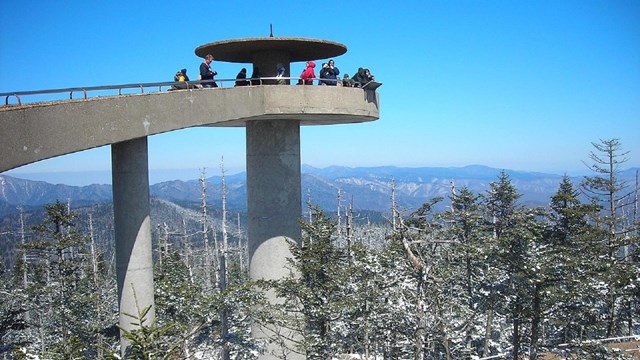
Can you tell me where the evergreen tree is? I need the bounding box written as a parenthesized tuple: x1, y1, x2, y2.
(438, 186, 488, 356)
(264, 206, 358, 359)
(18, 201, 104, 358)
(294, 207, 349, 358)
(581, 139, 639, 338)
(481, 171, 535, 358)
(154, 249, 214, 358)
(0, 258, 30, 356)
(344, 241, 412, 359)
(114, 301, 182, 360)
(545, 176, 604, 344)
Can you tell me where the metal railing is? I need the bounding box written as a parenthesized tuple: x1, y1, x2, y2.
(0, 77, 352, 106)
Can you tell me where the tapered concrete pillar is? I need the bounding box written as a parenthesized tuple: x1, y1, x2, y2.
(246, 120, 303, 359)
(111, 137, 155, 356)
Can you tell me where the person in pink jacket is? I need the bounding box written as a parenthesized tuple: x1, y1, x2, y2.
(299, 61, 316, 85)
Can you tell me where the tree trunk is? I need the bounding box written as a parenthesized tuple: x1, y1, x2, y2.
(512, 296, 521, 360)
(182, 219, 194, 284)
(483, 307, 493, 357)
(220, 160, 230, 360)
(89, 214, 104, 358)
(606, 287, 616, 337)
(415, 275, 425, 360)
(529, 286, 541, 360)
(200, 168, 212, 291)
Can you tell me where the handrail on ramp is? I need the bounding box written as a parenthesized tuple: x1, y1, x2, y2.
(1, 77, 376, 106)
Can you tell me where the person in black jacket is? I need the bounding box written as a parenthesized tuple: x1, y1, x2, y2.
(235, 68, 249, 86)
(352, 67, 374, 87)
(250, 67, 262, 85)
(319, 63, 330, 85)
(199, 54, 218, 87)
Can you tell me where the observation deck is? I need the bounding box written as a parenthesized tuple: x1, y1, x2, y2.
(0, 81, 379, 172)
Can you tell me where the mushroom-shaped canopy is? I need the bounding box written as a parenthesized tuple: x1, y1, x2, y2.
(195, 37, 347, 63)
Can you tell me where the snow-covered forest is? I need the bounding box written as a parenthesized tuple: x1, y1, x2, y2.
(1, 139, 638, 359)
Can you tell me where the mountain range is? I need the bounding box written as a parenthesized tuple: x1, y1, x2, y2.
(1, 164, 639, 217)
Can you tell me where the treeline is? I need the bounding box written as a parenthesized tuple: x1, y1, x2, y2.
(0, 139, 638, 359)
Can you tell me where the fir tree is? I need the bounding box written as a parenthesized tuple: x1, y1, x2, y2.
(581, 139, 639, 338)
(439, 185, 488, 355)
(481, 171, 534, 358)
(20, 201, 101, 358)
(265, 206, 353, 359)
(545, 176, 603, 344)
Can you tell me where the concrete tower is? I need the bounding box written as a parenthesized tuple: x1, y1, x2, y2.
(0, 36, 380, 360)
(195, 37, 376, 359)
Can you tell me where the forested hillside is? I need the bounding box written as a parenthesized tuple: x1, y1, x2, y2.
(0, 139, 638, 359)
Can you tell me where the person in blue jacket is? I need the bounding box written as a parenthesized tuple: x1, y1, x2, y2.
(325, 59, 340, 86)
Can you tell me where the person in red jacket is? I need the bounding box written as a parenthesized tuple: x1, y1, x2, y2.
(299, 61, 316, 85)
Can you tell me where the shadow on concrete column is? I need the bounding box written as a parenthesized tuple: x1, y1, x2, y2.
(246, 120, 304, 359)
(111, 137, 155, 356)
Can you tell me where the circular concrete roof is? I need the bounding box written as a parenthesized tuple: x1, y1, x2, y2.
(195, 37, 347, 63)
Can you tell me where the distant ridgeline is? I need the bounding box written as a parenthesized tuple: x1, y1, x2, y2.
(1, 164, 639, 269)
(2, 165, 640, 217)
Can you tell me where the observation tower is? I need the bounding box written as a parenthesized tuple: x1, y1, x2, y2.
(0, 35, 380, 359)
(195, 36, 380, 358)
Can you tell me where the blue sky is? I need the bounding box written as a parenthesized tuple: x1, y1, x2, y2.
(1, 0, 639, 185)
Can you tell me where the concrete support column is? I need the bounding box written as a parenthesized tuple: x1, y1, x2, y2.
(111, 137, 155, 356)
(246, 120, 303, 359)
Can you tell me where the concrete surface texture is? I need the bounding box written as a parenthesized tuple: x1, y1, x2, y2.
(111, 138, 155, 356)
(0, 85, 379, 172)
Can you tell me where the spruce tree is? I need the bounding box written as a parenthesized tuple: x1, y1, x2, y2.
(0, 257, 30, 356)
(19, 201, 101, 358)
(264, 206, 353, 359)
(481, 171, 534, 358)
(581, 139, 639, 337)
(154, 249, 212, 357)
(439, 186, 487, 355)
(545, 176, 603, 344)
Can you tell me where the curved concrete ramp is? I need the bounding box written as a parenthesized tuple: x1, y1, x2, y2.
(0, 85, 379, 172)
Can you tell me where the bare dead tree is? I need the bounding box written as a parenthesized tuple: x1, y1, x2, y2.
(19, 207, 28, 289)
(390, 179, 429, 360)
(635, 170, 639, 233)
(346, 201, 354, 259)
(212, 223, 220, 289)
(219, 158, 231, 360)
(157, 222, 171, 266)
(237, 212, 246, 275)
(88, 213, 104, 358)
(200, 167, 213, 291)
(18, 206, 31, 329)
(337, 188, 343, 241)
(181, 218, 194, 284)
(307, 188, 314, 224)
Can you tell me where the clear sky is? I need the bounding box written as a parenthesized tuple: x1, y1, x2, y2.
(1, 0, 639, 185)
